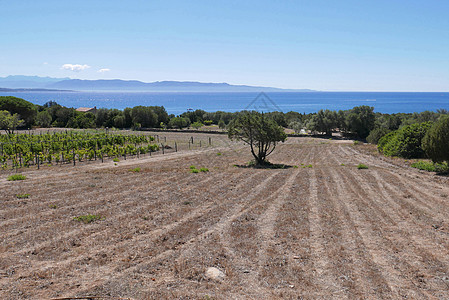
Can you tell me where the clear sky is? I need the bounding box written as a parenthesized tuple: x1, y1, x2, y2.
(1, 0, 448, 91)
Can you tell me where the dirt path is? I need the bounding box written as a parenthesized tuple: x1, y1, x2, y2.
(1, 137, 449, 299)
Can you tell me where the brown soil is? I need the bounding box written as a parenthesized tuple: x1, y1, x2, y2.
(1, 134, 449, 299)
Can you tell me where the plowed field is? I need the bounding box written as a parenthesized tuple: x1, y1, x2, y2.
(1, 134, 449, 299)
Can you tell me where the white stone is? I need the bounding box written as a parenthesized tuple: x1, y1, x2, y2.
(205, 267, 225, 280)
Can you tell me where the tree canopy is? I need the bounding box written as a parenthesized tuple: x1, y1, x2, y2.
(228, 111, 287, 165)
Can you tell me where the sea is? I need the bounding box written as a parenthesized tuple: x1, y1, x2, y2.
(0, 91, 448, 115)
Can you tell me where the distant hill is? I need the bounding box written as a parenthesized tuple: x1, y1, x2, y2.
(0, 75, 70, 89)
(0, 75, 315, 92)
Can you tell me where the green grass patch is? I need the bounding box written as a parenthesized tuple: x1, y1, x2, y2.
(199, 167, 209, 172)
(293, 165, 299, 168)
(190, 168, 199, 173)
(16, 193, 30, 199)
(353, 140, 360, 145)
(113, 158, 120, 162)
(49, 204, 57, 209)
(357, 164, 369, 169)
(130, 167, 141, 172)
(340, 163, 345, 166)
(7, 174, 26, 181)
(217, 152, 222, 156)
(73, 214, 104, 224)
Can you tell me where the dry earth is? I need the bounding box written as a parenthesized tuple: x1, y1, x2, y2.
(1, 133, 449, 299)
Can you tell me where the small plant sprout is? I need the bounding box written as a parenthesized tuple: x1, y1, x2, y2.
(8, 174, 26, 181)
(357, 164, 369, 169)
(293, 165, 299, 168)
(131, 167, 141, 172)
(217, 152, 222, 156)
(49, 204, 57, 209)
(113, 158, 120, 162)
(199, 167, 209, 172)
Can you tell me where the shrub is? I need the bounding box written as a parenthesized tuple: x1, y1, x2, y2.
(379, 122, 433, 158)
(190, 168, 199, 173)
(199, 167, 209, 172)
(357, 164, 369, 169)
(366, 127, 391, 144)
(73, 214, 103, 224)
(411, 161, 448, 173)
(422, 115, 449, 163)
(113, 158, 120, 162)
(7, 174, 26, 181)
(130, 167, 141, 172)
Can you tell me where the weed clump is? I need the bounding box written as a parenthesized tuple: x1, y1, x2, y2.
(8, 174, 26, 181)
(357, 164, 369, 169)
(131, 167, 141, 172)
(73, 214, 104, 224)
(16, 193, 30, 199)
(113, 158, 120, 162)
(199, 167, 209, 172)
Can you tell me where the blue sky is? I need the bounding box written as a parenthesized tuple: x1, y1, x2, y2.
(1, 0, 448, 91)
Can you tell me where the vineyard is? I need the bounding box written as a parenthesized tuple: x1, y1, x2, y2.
(0, 130, 160, 169)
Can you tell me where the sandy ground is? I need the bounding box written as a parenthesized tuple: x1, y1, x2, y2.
(1, 134, 449, 299)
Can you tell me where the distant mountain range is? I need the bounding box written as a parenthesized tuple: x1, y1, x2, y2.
(0, 75, 315, 92)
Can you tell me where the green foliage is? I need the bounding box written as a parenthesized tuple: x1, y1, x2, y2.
(0, 110, 25, 134)
(357, 164, 369, 169)
(422, 115, 449, 163)
(73, 214, 103, 224)
(191, 121, 204, 130)
(411, 161, 448, 172)
(306, 109, 337, 135)
(190, 168, 199, 173)
(130, 167, 141, 172)
(199, 167, 209, 172)
(228, 111, 287, 165)
(169, 117, 191, 129)
(216, 152, 222, 156)
(379, 122, 433, 158)
(218, 119, 226, 129)
(366, 127, 391, 144)
(16, 193, 30, 198)
(113, 158, 120, 162)
(0, 96, 37, 127)
(203, 120, 213, 126)
(353, 140, 360, 145)
(36, 110, 52, 127)
(49, 204, 58, 209)
(7, 174, 26, 181)
(345, 106, 375, 138)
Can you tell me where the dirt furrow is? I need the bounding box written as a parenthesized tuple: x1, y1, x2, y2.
(335, 167, 445, 298)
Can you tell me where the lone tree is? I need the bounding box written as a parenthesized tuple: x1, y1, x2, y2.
(422, 115, 449, 163)
(228, 111, 287, 165)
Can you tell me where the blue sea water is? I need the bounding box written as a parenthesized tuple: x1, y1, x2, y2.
(0, 91, 448, 115)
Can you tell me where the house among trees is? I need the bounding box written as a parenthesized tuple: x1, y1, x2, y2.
(76, 106, 97, 113)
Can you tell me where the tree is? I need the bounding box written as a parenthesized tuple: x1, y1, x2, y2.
(131, 106, 158, 128)
(218, 119, 226, 130)
(169, 117, 191, 129)
(0, 110, 25, 134)
(288, 121, 302, 134)
(228, 111, 287, 165)
(191, 121, 204, 130)
(36, 111, 52, 127)
(345, 106, 375, 138)
(306, 109, 337, 136)
(422, 115, 449, 163)
(0, 96, 37, 127)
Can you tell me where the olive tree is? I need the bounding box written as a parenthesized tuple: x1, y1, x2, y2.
(228, 111, 287, 165)
(422, 115, 449, 163)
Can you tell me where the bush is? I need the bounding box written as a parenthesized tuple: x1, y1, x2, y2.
(130, 167, 141, 172)
(367, 127, 391, 144)
(7, 174, 26, 181)
(199, 167, 209, 172)
(422, 115, 449, 163)
(379, 122, 433, 158)
(411, 161, 448, 173)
